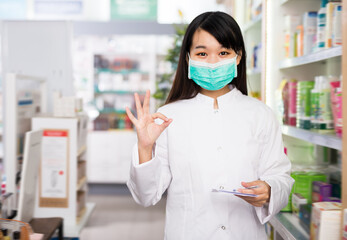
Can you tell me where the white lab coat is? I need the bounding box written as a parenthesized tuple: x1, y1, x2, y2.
(127, 87, 294, 240)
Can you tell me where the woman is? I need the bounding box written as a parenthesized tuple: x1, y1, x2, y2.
(126, 11, 294, 240)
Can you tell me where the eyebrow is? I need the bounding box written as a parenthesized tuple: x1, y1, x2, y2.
(194, 45, 207, 49)
(194, 45, 229, 50)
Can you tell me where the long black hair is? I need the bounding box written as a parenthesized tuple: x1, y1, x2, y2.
(165, 11, 247, 105)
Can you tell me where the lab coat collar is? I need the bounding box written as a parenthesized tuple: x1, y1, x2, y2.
(195, 85, 238, 109)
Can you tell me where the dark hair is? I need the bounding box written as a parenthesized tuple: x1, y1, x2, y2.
(165, 11, 247, 105)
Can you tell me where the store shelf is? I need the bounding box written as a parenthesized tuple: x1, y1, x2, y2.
(94, 90, 145, 95)
(279, 46, 342, 69)
(65, 202, 95, 237)
(77, 145, 86, 157)
(98, 109, 126, 114)
(242, 13, 262, 32)
(96, 68, 148, 75)
(282, 125, 342, 151)
(269, 212, 309, 240)
(247, 68, 262, 75)
(77, 176, 87, 191)
(329, 164, 342, 173)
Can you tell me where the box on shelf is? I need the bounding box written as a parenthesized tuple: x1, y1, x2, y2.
(312, 181, 332, 202)
(310, 202, 341, 240)
(299, 204, 311, 233)
(292, 193, 307, 217)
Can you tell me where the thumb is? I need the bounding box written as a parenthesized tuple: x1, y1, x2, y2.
(241, 181, 253, 188)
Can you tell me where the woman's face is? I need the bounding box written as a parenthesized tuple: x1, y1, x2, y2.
(189, 29, 241, 65)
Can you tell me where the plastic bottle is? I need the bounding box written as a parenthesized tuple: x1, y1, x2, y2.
(330, 77, 342, 136)
(332, 5, 342, 47)
(12, 231, 20, 240)
(316, 0, 328, 51)
(303, 11, 317, 55)
(316, 76, 334, 131)
(288, 80, 297, 126)
(297, 81, 314, 129)
(1, 228, 10, 240)
(310, 81, 319, 130)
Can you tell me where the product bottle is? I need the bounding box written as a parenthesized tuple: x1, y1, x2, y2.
(12, 231, 20, 240)
(317, 76, 334, 131)
(311, 84, 319, 129)
(288, 79, 297, 126)
(1, 228, 10, 240)
(332, 5, 342, 47)
(316, 0, 328, 51)
(297, 81, 314, 129)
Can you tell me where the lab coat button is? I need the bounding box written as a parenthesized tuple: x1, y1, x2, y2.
(221, 226, 226, 230)
(219, 186, 224, 190)
(217, 146, 222, 151)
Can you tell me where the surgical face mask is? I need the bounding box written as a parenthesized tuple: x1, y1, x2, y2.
(188, 54, 238, 91)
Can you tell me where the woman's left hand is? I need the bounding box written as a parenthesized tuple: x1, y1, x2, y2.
(236, 180, 271, 207)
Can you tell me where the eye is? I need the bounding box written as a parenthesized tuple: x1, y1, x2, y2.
(197, 52, 207, 57)
(219, 51, 230, 56)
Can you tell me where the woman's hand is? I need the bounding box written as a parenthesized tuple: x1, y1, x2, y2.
(236, 180, 271, 207)
(125, 90, 172, 164)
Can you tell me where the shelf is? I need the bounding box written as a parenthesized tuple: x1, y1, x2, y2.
(282, 125, 342, 151)
(329, 165, 342, 173)
(95, 90, 145, 95)
(77, 176, 87, 191)
(98, 109, 126, 114)
(93, 129, 134, 132)
(95, 68, 149, 75)
(65, 202, 96, 237)
(247, 68, 262, 76)
(269, 212, 309, 240)
(279, 46, 342, 69)
(77, 145, 86, 157)
(242, 13, 262, 32)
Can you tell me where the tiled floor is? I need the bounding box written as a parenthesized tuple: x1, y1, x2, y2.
(79, 185, 166, 240)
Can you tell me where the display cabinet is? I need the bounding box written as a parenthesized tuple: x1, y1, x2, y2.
(230, 0, 347, 238)
(32, 114, 95, 238)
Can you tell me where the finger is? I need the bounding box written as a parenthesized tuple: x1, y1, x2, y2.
(143, 90, 150, 114)
(236, 195, 266, 207)
(159, 119, 173, 132)
(152, 112, 169, 122)
(241, 181, 259, 188)
(125, 107, 138, 125)
(134, 93, 144, 118)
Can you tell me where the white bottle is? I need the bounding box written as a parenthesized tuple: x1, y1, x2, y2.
(332, 5, 342, 47)
(316, 0, 328, 51)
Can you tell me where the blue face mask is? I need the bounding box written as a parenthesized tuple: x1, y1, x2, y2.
(188, 54, 238, 91)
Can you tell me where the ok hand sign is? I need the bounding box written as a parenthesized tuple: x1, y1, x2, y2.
(125, 90, 172, 164)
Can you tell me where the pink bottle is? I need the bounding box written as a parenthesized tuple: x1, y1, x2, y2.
(288, 80, 297, 126)
(330, 81, 342, 136)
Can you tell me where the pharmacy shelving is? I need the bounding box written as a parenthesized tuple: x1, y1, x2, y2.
(269, 212, 309, 240)
(282, 125, 342, 151)
(234, 0, 265, 100)
(221, 0, 346, 238)
(254, 0, 346, 239)
(32, 115, 92, 238)
(246, 68, 262, 76)
(242, 13, 263, 32)
(65, 202, 96, 237)
(279, 46, 342, 69)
